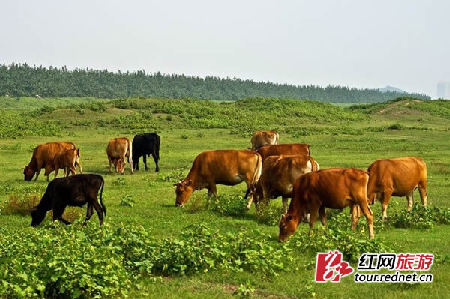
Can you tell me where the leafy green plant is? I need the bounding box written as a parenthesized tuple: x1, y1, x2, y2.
(290, 212, 392, 262)
(390, 203, 450, 229)
(0, 223, 293, 298)
(254, 202, 284, 226)
(120, 194, 135, 207)
(207, 194, 248, 217)
(234, 281, 255, 297)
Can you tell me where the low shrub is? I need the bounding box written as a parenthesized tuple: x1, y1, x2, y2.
(1, 194, 41, 216)
(390, 203, 450, 229)
(0, 223, 292, 298)
(254, 202, 284, 226)
(207, 194, 248, 217)
(290, 212, 392, 262)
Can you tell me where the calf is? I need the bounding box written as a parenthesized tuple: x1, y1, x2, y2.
(279, 168, 374, 241)
(367, 157, 428, 220)
(175, 150, 262, 208)
(250, 130, 279, 150)
(106, 137, 133, 174)
(254, 155, 319, 211)
(31, 174, 106, 226)
(54, 148, 81, 178)
(132, 133, 160, 172)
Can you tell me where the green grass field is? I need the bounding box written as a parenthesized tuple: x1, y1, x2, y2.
(0, 97, 449, 298)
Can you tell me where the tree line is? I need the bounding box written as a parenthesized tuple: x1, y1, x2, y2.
(0, 63, 429, 103)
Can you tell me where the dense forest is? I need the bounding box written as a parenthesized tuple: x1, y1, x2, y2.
(0, 63, 429, 103)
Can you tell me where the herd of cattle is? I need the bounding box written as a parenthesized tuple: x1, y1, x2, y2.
(24, 130, 428, 242)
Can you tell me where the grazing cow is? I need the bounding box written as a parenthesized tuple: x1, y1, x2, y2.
(254, 155, 319, 211)
(250, 130, 279, 150)
(106, 137, 133, 174)
(257, 144, 310, 160)
(31, 174, 106, 226)
(279, 168, 374, 242)
(175, 150, 262, 208)
(367, 157, 428, 220)
(54, 148, 81, 178)
(132, 133, 160, 172)
(24, 142, 82, 181)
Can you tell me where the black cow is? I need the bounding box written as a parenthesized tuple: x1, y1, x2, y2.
(132, 133, 160, 172)
(31, 174, 106, 226)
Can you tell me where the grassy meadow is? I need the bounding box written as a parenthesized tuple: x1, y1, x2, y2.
(0, 97, 449, 298)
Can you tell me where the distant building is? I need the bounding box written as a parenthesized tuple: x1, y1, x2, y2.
(437, 82, 450, 99)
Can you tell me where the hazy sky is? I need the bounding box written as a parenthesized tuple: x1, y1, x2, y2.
(1, 0, 449, 97)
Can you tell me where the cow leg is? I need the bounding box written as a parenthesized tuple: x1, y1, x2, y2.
(143, 155, 148, 171)
(108, 157, 113, 173)
(381, 190, 392, 221)
(282, 197, 289, 213)
(77, 161, 83, 174)
(44, 166, 53, 182)
(83, 204, 94, 225)
(34, 169, 41, 181)
(246, 182, 256, 209)
(309, 204, 319, 235)
(418, 181, 428, 207)
(134, 157, 139, 171)
(54, 168, 59, 179)
(93, 200, 104, 225)
(359, 203, 374, 240)
(52, 205, 70, 225)
(351, 205, 361, 230)
(406, 192, 414, 211)
(152, 154, 160, 172)
(319, 206, 327, 228)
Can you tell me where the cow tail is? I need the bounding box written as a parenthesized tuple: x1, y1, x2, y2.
(252, 153, 263, 185)
(128, 139, 133, 165)
(99, 178, 106, 216)
(309, 157, 318, 172)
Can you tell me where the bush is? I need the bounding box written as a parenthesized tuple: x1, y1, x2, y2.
(290, 212, 391, 262)
(1, 194, 41, 216)
(390, 203, 450, 229)
(0, 223, 292, 298)
(388, 123, 402, 130)
(254, 203, 284, 226)
(207, 194, 248, 217)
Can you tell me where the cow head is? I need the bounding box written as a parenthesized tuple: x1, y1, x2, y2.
(113, 158, 125, 174)
(278, 214, 299, 242)
(30, 207, 46, 226)
(252, 183, 265, 207)
(174, 180, 194, 207)
(24, 165, 35, 181)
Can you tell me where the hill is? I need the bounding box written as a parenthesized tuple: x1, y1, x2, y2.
(0, 63, 430, 103)
(350, 97, 450, 119)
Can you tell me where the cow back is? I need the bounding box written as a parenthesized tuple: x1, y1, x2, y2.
(257, 144, 310, 160)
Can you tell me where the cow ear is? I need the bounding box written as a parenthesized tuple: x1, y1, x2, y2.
(280, 214, 286, 220)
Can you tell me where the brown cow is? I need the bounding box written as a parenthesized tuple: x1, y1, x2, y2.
(175, 150, 262, 208)
(257, 144, 310, 160)
(54, 148, 80, 178)
(106, 137, 133, 174)
(250, 130, 279, 150)
(254, 155, 319, 212)
(279, 168, 374, 242)
(367, 157, 427, 220)
(24, 142, 82, 181)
